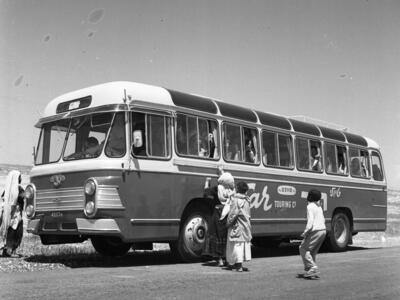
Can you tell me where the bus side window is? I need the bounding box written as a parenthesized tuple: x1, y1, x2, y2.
(296, 138, 322, 172)
(278, 134, 293, 168)
(296, 138, 310, 170)
(223, 123, 241, 162)
(176, 114, 188, 155)
(132, 112, 170, 158)
(325, 143, 347, 175)
(262, 131, 277, 166)
(147, 114, 169, 157)
(325, 143, 337, 173)
(349, 147, 370, 178)
(176, 113, 218, 159)
(371, 151, 384, 181)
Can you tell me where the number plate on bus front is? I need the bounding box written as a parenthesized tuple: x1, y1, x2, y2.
(51, 212, 63, 218)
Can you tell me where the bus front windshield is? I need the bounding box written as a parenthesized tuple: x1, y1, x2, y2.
(35, 112, 124, 165)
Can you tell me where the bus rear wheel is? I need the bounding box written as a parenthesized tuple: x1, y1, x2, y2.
(91, 236, 132, 257)
(173, 207, 210, 262)
(327, 212, 351, 252)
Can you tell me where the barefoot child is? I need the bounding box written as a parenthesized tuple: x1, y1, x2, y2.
(299, 189, 326, 277)
(226, 181, 252, 272)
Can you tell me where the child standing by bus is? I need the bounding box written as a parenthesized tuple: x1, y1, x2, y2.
(204, 171, 235, 266)
(299, 189, 326, 278)
(226, 181, 252, 272)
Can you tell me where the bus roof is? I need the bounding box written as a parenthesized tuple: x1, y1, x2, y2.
(38, 81, 380, 149)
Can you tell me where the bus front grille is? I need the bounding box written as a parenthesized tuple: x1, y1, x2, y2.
(35, 187, 84, 211)
(35, 186, 123, 212)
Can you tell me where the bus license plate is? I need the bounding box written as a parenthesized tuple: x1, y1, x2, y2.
(51, 212, 63, 218)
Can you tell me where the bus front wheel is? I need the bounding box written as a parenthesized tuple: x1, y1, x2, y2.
(173, 207, 210, 262)
(91, 236, 132, 257)
(328, 212, 351, 252)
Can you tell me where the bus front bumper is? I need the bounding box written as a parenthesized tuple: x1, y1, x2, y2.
(27, 218, 121, 235)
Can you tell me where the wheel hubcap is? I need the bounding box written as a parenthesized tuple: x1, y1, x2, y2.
(183, 216, 207, 254)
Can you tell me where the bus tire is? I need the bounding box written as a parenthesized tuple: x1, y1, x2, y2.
(175, 207, 210, 262)
(91, 236, 132, 257)
(328, 212, 351, 252)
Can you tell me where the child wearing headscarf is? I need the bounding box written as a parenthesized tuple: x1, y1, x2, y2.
(226, 181, 252, 272)
(299, 189, 326, 278)
(203, 171, 235, 266)
(0, 170, 25, 257)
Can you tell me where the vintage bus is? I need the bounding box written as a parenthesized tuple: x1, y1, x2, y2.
(25, 81, 387, 261)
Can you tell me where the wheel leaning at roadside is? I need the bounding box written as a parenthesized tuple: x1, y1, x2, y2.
(91, 236, 132, 257)
(172, 206, 211, 262)
(328, 212, 351, 252)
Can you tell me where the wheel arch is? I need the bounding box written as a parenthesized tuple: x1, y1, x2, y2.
(179, 197, 216, 228)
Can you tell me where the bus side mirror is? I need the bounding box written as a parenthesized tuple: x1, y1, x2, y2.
(133, 130, 143, 148)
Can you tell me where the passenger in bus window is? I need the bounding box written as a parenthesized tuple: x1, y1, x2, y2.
(245, 139, 256, 163)
(206, 120, 218, 158)
(232, 143, 241, 161)
(310, 145, 321, 171)
(326, 156, 333, 173)
(83, 136, 100, 157)
(199, 139, 209, 157)
(360, 158, 369, 177)
(338, 151, 347, 174)
(360, 152, 370, 177)
(262, 148, 268, 166)
(208, 133, 215, 158)
(224, 139, 233, 160)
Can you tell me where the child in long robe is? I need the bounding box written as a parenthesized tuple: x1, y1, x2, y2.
(226, 181, 252, 272)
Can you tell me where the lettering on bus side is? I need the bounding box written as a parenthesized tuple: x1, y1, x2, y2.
(248, 183, 272, 211)
(248, 183, 298, 211)
(277, 185, 296, 196)
(330, 187, 341, 198)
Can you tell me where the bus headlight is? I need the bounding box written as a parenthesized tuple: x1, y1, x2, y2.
(84, 178, 97, 218)
(26, 204, 35, 218)
(25, 185, 35, 200)
(85, 201, 95, 215)
(25, 184, 36, 218)
(84, 180, 96, 196)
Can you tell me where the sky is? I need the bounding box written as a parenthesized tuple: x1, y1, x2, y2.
(1, 0, 399, 188)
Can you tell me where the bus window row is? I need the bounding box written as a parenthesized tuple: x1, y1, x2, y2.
(129, 111, 384, 181)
